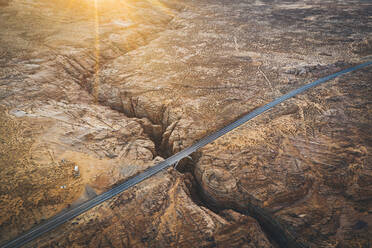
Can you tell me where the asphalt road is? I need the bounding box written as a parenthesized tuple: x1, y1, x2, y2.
(2, 60, 371, 248)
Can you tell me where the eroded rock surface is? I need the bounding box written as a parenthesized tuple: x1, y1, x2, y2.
(0, 0, 371, 247)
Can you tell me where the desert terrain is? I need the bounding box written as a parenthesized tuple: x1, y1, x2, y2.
(0, 0, 371, 247)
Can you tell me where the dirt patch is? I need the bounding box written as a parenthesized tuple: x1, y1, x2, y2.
(0, 106, 84, 242)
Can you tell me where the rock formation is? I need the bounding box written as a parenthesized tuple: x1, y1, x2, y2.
(0, 0, 371, 247)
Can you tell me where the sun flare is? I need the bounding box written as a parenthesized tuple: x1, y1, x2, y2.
(62, 0, 176, 102)
(93, 0, 100, 102)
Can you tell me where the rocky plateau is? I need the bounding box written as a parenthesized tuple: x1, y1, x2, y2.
(0, 0, 371, 247)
